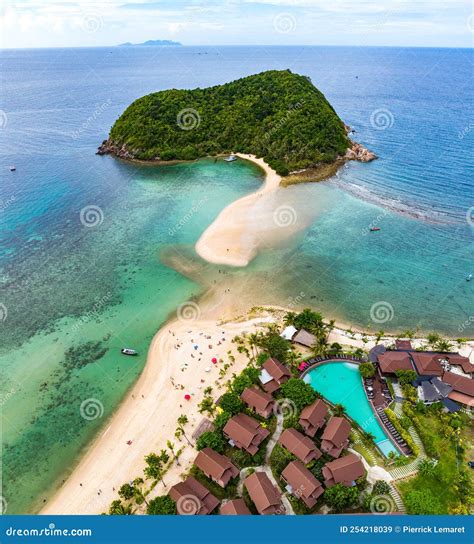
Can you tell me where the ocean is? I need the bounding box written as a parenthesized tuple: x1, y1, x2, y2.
(0, 45, 473, 513)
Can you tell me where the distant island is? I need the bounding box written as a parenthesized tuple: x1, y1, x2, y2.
(98, 70, 375, 176)
(118, 40, 182, 47)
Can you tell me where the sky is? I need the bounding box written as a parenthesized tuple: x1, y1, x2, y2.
(1, 0, 473, 49)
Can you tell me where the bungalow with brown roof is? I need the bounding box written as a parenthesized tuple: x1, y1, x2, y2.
(410, 352, 444, 376)
(259, 358, 291, 394)
(169, 476, 220, 515)
(281, 460, 324, 508)
(244, 471, 284, 515)
(293, 329, 317, 349)
(395, 339, 413, 350)
(223, 413, 270, 455)
(442, 371, 474, 407)
(220, 499, 251, 515)
(320, 416, 351, 458)
(322, 453, 365, 488)
(240, 386, 275, 418)
(299, 399, 328, 437)
(193, 448, 239, 488)
(377, 351, 414, 375)
(278, 428, 322, 464)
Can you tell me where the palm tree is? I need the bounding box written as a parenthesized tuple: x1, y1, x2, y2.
(132, 477, 148, 506)
(109, 500, 134, 515)
(167, 440, 181, 466)
(375, 330, 385, 343)
(418, 459, 436, 477)
(333, 403, 346, 416)
(176, 414, 193, 446)
(144, 451, 170, 487)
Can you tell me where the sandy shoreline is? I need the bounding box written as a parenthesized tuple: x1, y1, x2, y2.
(41, 315, 272, 515)
(195, 153, 282, 266)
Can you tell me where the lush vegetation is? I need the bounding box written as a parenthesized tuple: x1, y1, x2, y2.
(359, 362, 376, 379)
(280, 378, 317, 410)
(395, 369, 417, 385)
(399, 403, 473, 514)
(384, 408, 418, 456)
(106, 70, 349, 175)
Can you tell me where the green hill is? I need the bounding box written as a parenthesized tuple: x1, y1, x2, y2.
(99, 70, 351, 175)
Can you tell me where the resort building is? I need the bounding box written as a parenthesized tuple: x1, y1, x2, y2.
(169, 476, 220, 515)
(320, 416, 351, 458)
(322, 453, 365, 488)
(280, 325, 298, 341)
(410, 352, 444, 377)
(394, 339, 413, 350)
(299, 399, 329, 437)
(417, 377, 452, 405)
(281, 460, 324, 508)
(240, 386, 275, 418)
(223, 413, 270, 455)
(442, 371, 474, 406)
(259, 358, 291, 394)
(292, 329, 317, 349)
(220, 499, 251, 515)
(377, 351, 414, 375)
(243, 471, 283, 515)
(278, 428, 322, 464)
(193, 448, 239, 488)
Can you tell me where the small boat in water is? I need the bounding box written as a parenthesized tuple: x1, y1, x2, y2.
(224, 154, 237, 162)
(9, 166, 16, 171)
(121, 348, 138, 356)
(370, 227, 381, 232)
(466, 274, 472, 282)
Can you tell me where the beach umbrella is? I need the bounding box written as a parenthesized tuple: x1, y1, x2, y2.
(211, 357, 217, 364)
(184, 394, 191, 401)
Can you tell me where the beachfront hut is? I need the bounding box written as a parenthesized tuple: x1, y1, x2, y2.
(278, 428, 322, 464)
(322, 453, 365, 488)
(281, 460, 324, 508)
(320, 416, 351, 458)
(243, 472, 283, 515)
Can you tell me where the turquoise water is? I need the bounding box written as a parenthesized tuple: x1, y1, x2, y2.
(1, 46, 472, 512)
(0, 159, 262, 514)
(305, 362, 398, 456)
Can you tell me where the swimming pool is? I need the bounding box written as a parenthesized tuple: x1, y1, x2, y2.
(304, 362, 398, 457)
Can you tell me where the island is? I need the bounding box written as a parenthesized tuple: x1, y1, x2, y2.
(118, 39, 182, 47)
(97, 70, 375, 177)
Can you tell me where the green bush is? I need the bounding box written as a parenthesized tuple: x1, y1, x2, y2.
(384, 408, 419, 456)
(196, 431, 226, 453)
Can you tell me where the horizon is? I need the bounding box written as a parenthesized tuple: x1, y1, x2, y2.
(1, 0, 474, 50)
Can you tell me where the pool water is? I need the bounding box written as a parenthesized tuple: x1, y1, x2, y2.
(305, 362, 398, 456)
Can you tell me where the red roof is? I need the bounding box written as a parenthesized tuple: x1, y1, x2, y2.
(169, 476, 220, 515)
(322, 453, 365, 487)
(410, 352, 444, 376)
(442, 371, 474, 397)
(220, 499, 251, 515)
(395, 340, 413, 350)
(244, 472, 283, 515)
(378, 351, 414, 374)
(278, 428, 322, 464)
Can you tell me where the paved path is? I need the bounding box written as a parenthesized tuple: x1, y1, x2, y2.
(388, 425, 426, 480)
(236, 413, 294, 515)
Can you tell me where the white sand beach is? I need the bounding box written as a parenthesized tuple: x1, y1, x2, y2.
(195, 154, 283, 266)
(41, 315, 272, 515)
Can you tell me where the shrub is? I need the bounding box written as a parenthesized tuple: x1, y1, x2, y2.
(372, 480, 391, 496)
(359, 362, 376, 379)
(218, 392, 244, 415)
(268, 443, 295, 476)
(147, 495, 177, 515)
(196, 431, 226, 453)
(324, 484, 359, 512)
(280, 378, 316, 410)
(405, 490, 442, 515)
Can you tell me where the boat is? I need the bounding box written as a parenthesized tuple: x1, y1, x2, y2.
(370, 227, 381, 232)
(224, 154, 237, 162)
(121, 348, 138, 356)
(9, 166, 16, 171)
(466, 274, 472, 282)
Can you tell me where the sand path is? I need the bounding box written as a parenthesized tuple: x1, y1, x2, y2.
(195, 154, 282, 266)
